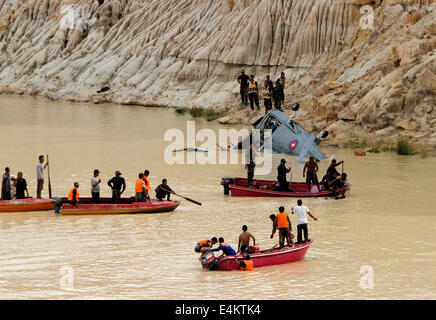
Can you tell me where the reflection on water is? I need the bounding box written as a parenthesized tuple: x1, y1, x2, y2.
(0, 95, 435, 299)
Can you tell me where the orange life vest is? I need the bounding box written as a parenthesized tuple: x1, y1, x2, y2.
(143, 176, 151, 190)
(277, 212, 289, 229)
(248, 81, 258, 94)
(68, 187, 79, 202)
(198, 239, 211, 247)
(240, 259, 254, 271)
(135, 179, 144, 193)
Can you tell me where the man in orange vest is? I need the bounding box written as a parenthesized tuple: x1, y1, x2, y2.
(68, 182, 80, 205)
(194, 237, 218, 253)
(135, 173, 147, 202)
(234, 255, 254, 271)
(143, 170, 151, 202)
(270, 206, 293, 248)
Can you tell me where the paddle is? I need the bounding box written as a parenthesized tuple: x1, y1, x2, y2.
(173, 192, 202, 206)
(46, 154, 52, 199)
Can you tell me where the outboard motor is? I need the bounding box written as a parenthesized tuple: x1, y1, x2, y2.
(201, 251, 218, 270)
(221, 177, 234, 195)
(53, 197, 63, 214)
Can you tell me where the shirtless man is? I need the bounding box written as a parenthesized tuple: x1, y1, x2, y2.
(237, 225, 256, 256)
(303, 156, 321, 192)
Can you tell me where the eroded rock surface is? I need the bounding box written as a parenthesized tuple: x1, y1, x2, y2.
(0, 0, 435, 148)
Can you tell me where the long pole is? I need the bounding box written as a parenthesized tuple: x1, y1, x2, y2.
(47, 154, 52, 199)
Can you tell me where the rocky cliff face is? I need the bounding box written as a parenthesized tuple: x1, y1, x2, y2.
(0, 0, 435, 148)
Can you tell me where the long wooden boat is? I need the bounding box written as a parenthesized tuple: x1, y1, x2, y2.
(0, 198, 56, 212)
(202, 240, 313, 271)
(56, 197, 180, 215)
(223, 177, 348, 197)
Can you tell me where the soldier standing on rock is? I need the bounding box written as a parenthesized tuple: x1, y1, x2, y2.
(237, 70, 249, 106)
(247, 75, 260, 111)
(278, 72, 286, 104)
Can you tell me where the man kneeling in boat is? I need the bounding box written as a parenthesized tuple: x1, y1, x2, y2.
(195, 237, 218, 255)
(209, 237, 237, 257)
(234, 255, 254, 271)
(328, 173, 350, 199)
(68, 182, 80, 205)
(155, 179, 175, 201)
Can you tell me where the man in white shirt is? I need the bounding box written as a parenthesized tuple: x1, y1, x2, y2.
(91, 169, 101, 203)
(292, 199, 318, 244)
(36, 155, 48, 199)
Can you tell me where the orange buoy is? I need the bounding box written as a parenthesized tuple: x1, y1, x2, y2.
(354, 149, 366, 156)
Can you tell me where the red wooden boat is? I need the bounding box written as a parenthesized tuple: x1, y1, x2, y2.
(202, 240, 313, 271)
(56, 197, 180, 215)
(0, 198, 56, 212)
(223, 177, 348, 197)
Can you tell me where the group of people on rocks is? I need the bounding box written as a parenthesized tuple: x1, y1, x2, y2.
(195, 199, 317, 271)
(67, 169, 175, 205)
(1, 155, 48, 200)
(238, 70, 286, 112)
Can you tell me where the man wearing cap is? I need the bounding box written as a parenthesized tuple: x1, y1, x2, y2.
(107, 171, 126, 203)
(91, 169, 101, 203)
(68, 182, 80, 205)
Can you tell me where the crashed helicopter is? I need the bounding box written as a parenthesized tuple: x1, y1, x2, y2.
(235, 103, 329, 162)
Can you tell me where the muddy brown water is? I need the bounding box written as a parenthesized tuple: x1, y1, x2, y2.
(0, 95, 435, 299)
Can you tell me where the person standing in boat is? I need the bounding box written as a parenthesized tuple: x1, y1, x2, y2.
(245, 142, 258, 188)
(107, 171, 126, 203)
(36, 155, 48, 199)
(14, 172, 29, 199)
(277, 159, 294, 192)
(292, 199, 318, 244)
(91, 169, 101, 203)
(142, 170, 151, 201)
(135, 173, 147, 202)
(68, 182, 80, 205)
(210, 237, 237, 257)
(1, 167, 11, 200)
(237, 225, 256, 256)
(155, 179, 174, 201)
(303, 156, 321, 192)
(326, 159, 343, 178)
(270, 206, 293, 248)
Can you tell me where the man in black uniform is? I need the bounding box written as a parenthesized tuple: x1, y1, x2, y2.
(14, 172, 29, 199)
(245, 143, 257, 187)
(277, 159, 295, 192)
(107, 170, 126, 203)
(155, 179, 175, 200)
(272, 80, 283, 110)
(237, 70, 249, 105)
